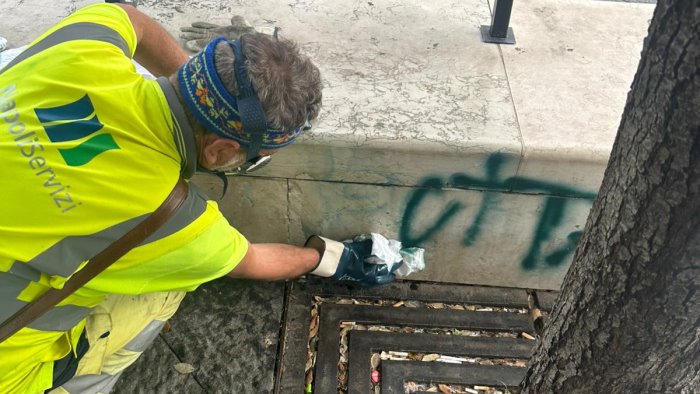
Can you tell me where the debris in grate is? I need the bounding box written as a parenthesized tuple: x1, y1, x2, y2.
(382, 361, 523, 394)
(303, 297, 532, 393)
(300, 295, 533, 393)
(526, 291, 546, 336)
(275, 278, 555, 394)
(405, 381, 520, 394)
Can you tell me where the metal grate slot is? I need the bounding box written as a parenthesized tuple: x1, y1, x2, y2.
(381, 361, 524, 393)
(347, 331, 532, 394)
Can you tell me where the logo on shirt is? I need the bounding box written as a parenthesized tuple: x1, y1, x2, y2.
(35, 94, 120, 166)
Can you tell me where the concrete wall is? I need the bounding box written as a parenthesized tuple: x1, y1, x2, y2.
(193, 152, 596, 290)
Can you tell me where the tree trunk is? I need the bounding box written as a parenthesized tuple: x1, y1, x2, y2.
(521, 1, 700, 393)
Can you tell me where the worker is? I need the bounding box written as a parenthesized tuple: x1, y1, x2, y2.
(0, 3, 401, 393)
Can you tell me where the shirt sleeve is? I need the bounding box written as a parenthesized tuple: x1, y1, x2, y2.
(136, 213, 250, 293)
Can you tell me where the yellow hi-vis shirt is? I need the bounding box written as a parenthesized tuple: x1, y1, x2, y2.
(0, 4, 248, 393)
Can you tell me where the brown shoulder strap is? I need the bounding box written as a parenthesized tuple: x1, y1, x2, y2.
(0, 178, 189, 343)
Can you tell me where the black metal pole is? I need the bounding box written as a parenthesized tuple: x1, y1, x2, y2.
(480, 0, 516, 44)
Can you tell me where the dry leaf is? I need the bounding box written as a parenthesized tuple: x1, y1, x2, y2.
(309, 315, 319, 337)
(408, 352, 424, 361)
(422, 354, 440, 362)
(522, 332, 536, 340)
(393, 301, 404, 307)
(305, 353, 315, 371)
(405, 382, 420, 391)
(371, 353, 381, 369)
(427, 302, 445, 309)
(438, 383, 452, 393)
(173, 363, 195, 374)
(340, 321, 355, 328)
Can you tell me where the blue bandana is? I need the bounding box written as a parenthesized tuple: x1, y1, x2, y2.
(177, 37, 303, 148)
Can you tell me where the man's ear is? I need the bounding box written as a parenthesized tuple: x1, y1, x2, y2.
(202, 134, 241, 167)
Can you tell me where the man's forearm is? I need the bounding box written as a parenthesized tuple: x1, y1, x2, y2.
(117, 4, 190, 77)
(228, 243, 320, 281)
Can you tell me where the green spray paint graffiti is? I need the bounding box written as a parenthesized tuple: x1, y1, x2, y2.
(400, 153, 597, 270)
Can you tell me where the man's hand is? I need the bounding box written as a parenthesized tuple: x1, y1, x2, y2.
(306, 235, 403, 287)
(180, 16, 256, 52)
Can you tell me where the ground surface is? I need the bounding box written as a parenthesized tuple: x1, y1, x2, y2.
(113, 279, 285, 393)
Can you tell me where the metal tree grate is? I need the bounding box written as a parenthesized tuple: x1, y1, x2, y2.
(275, 278, 557, 394)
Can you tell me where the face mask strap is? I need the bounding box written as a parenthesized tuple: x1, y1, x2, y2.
(196, 167, 229, 199)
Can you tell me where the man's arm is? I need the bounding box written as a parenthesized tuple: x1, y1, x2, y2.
(228, 236, 403, 286)
(116, 4, 189, 77)
(228, 243, 320, 280)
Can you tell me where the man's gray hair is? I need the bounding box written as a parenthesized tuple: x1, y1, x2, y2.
(214, 33, 322, 131)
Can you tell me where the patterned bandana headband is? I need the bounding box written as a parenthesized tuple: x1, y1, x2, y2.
(177, 37, 304, 149)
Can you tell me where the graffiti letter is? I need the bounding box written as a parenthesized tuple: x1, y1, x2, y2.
(400, 177, 463, 247)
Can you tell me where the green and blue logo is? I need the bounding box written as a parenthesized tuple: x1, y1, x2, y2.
(34, 94, 119, 166)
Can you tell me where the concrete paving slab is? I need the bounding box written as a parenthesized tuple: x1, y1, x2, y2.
(152, 278, 285, 393)
(113, 335, 205, 394)
(501, 0, 654, 190)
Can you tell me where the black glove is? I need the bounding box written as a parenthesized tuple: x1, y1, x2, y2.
(305, 235, 402, 287)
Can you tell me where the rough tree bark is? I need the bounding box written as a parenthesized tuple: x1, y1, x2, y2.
(521, 0, 699, 393)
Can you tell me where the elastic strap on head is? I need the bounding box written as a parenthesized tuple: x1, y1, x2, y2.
(230, 39, 265, 160)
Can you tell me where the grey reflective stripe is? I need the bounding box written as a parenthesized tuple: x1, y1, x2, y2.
(0, 263, 91, 332)
(0, 262, 41, 326)
(61, 370, 123, 394)
(7, 261, 41, 282)
(157, 76, 198, 179)
(0, 267, 35, 322)
(30, 304, 92, 332)
(0, 22, 130, 75)
(124, 320, 164, 352)
(25, 181, 207, 278)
